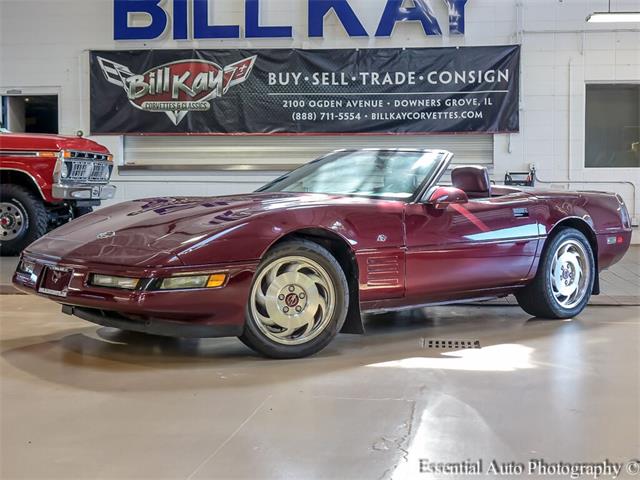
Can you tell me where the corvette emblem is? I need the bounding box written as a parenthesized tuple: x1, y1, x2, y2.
(285, 293, 300, 308)
(97, 55, 257, 125)
(96, 231, 116, 239)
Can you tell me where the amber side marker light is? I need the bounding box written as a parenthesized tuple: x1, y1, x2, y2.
(207, 274, 227, 288)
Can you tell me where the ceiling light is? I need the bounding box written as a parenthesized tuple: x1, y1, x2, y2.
(586, 11, 640, 22)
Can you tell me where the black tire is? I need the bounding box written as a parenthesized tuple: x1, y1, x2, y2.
(239, 239, 349, 359)
(515, 228, 595, 319)
(0, 184, 49, 256)
(73, 206, 93, 218)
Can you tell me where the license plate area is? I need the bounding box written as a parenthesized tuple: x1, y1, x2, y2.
(39, 266, 73, 297)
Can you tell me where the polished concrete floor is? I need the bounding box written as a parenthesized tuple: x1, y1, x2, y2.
(1, 294, 639, 479)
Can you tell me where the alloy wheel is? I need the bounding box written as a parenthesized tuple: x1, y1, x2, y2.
(549, 239, 590, 309)
(250, 256, 336, 345)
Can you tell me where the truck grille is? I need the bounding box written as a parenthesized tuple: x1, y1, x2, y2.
(65, 159, 112, 183)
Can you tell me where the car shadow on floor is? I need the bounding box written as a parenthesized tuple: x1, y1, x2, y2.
(0, 304, 607, 392)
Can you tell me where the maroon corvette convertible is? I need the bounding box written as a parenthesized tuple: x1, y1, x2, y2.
(13, 149, 632, 358)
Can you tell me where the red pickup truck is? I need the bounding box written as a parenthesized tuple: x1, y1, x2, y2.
(0, 132, 116, 256)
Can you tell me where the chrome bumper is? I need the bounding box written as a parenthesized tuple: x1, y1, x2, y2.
(52, 183, 116, 201)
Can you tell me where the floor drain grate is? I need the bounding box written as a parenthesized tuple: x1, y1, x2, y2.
(420, 339, 481, 349)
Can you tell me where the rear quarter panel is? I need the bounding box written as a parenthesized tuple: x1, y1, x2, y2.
(531, 190, 631, 270)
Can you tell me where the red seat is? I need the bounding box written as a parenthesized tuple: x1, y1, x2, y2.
(451, 166, 491, 199)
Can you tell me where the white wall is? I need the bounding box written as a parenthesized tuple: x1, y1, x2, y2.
(494, 1, 640, 229)
(1, 0, 639, 226)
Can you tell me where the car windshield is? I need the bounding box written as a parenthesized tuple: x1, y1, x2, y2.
(258, 149, 447, 199)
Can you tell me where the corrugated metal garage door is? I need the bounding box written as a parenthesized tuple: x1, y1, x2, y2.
(123, 135, 493, 170)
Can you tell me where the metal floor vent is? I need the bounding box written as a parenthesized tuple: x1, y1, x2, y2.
(421, 339, 481, 349)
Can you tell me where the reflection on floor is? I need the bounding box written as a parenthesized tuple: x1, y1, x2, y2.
(1, 295, 638, 479)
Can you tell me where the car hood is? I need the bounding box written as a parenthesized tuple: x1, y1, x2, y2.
(0, 132, 109, 153)
(25, 192, 348, 267)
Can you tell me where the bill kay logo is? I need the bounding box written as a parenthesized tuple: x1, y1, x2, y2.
(97, 55, 257, 125)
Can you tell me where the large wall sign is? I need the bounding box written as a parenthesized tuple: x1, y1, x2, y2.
(113, 0, 471, 40)
(90, 46, 520, 135)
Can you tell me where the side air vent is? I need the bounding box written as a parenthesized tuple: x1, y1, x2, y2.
(366, 256, 401, 287)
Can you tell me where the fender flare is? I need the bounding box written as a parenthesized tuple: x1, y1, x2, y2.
(545, 216, 600, 295)
(261, 226, 365, 335)
(0, 167, 47, 200)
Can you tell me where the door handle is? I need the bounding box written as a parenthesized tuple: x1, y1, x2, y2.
(513, 208, 529, 218)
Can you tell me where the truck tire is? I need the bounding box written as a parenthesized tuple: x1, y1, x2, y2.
(0, 184, 49, 256)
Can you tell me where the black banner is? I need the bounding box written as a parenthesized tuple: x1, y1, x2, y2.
(90, 46, 520, 135)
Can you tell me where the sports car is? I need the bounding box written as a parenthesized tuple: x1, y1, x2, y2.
(13, 149, 632, 358)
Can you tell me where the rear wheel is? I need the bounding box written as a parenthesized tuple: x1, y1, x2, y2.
(516, 228, 594, 319)
(240, 240, 348, 359)
(0, 184, 49, 256)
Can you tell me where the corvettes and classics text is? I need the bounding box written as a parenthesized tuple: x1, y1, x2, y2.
(13, 149, 632, 358)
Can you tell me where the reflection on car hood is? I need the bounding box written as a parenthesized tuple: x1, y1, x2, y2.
(26, 192, 348, 266)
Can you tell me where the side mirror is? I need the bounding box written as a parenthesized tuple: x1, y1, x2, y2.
(426, 187, 469, 210)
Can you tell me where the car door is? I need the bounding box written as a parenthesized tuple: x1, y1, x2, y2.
(403, 191, 541, 304)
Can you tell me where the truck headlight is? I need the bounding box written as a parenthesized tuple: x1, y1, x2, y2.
(60, 162, 69, 179)
(90, 274, 140, 290)
(159, 273, 227, 290)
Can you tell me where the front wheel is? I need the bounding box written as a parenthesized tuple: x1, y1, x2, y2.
(0, 184, 49, 256)
(239, 240, 348, 359)
(516, 228, 595, 319)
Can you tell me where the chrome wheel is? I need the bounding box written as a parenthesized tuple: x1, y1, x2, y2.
(549, 239, 590, 309)
(0, 201, 27, 241)
(250, 256, 336, 346)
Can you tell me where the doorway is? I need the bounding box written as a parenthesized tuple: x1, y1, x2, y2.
(0, 95, 58, 134)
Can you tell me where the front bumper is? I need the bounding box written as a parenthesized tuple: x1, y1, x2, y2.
(62, 305, 243, 338)
(52, 183, 116, 201)
(12, 254, 259, 336)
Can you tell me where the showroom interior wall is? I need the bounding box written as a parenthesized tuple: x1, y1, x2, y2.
(0, 0, 638, 228)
